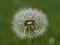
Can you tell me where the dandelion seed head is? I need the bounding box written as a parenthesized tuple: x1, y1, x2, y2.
(12, 8, 49, 39)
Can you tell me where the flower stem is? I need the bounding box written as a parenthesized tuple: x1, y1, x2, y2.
(28, 25, 34, 45)
(31, 38, 33, 45)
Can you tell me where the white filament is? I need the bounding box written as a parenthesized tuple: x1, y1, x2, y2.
(12, 8, 49, 39)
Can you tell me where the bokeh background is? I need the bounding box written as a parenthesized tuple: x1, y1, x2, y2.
(0, 0, 60, 45)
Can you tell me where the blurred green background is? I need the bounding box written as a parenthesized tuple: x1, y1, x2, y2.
(0, 0, 60, 45)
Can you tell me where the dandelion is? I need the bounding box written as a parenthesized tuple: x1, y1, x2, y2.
(12, 8, 48, 39)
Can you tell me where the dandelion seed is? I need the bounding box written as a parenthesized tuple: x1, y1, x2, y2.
(12, 8, 49, 39)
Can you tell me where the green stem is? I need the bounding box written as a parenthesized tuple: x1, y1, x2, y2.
(28, 26, 34, 45)
(24, 25, 34, 45)
(31, 38, 33, 45)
